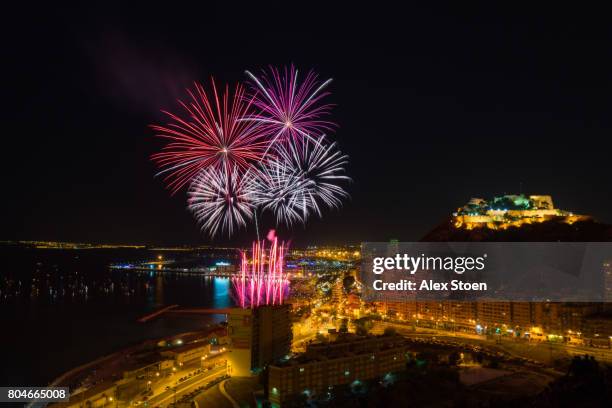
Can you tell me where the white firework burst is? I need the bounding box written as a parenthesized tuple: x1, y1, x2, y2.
(188, 166, 255, 237)
(248, 158, 309, 226)
(250, 136, 350, 225)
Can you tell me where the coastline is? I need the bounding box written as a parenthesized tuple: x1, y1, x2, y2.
(48, 324, 223, 390)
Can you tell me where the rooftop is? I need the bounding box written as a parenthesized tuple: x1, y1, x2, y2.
(50, 381, 116, 408)
(272, 333, 407, 367)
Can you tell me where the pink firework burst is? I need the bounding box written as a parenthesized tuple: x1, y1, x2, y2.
(231, 237, 290, 308)
(245, 65, 336, 149)
(151, 79, 270, 194)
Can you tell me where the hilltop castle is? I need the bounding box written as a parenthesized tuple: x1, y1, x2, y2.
(453, 194, 589, 230)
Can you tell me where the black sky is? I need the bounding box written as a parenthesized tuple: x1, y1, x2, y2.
(1, 3, 611, 246)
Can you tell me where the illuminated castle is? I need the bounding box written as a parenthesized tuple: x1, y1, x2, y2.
(453, 194, 589, 230)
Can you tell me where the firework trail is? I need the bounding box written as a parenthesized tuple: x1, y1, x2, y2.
(188, 166, 256, 237)
(232, 237, 289, 308)
(248, 136, 350, 225)
(151, 79, 269, 194)
(245, 65, 336, 150)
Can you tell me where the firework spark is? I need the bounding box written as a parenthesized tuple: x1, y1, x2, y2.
(248, 136, 350, 225)
(151, 79, 269, 194)
(247, 155, 308, 226)
(245, 65, 335, 149)
(150, 67, 348, 237)
(232, 237, 290, 308)
(188, 166, 255, 237)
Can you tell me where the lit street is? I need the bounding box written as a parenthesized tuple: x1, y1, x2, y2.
(139, 366, 227, 407)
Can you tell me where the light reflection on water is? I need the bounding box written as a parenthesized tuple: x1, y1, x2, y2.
(213, 277, 231, 307)
(0, 247, 238, 386)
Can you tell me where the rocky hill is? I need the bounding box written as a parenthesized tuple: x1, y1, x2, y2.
(421, 219, 612, 242)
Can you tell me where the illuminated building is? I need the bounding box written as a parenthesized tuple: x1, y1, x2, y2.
(453, 194, 589, 230)
(51, 382, 117, 408)
(160, 342, 209, 365)
(331, 278, 343, 304)
(121, 356, 172, 379)
(448, 301, 478, 329)
(510, 302, 532, 330)
(227, 305, 292, 376)
(582, 315, 612, 345)
(374, 299, 610, 339)
(227, 308, 254, 376)
(267, 334, 414, 406)
(476, 302, 511, 328)
(604, 260, 612, 302)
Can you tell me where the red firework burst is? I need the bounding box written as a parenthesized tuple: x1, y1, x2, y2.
(151, 79, 270, 194)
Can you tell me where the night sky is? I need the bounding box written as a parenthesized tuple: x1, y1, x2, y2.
(2, 4, 611, 246)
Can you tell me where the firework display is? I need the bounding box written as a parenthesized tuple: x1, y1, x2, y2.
(247, 156, 307, 225)
(248, 136, 350, 225)
(187, 166, 255, 237)
(151, 65, 349, 238)
(245, 65, 336, 149)
(231, 236, 290, 308)
(151, 79, 268, 194)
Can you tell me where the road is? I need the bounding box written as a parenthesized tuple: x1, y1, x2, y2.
(372, 321, 612, 364)
(140, 366, 226, 407)
(131, 350, 228, 405)
(193, 381, 233, 408)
